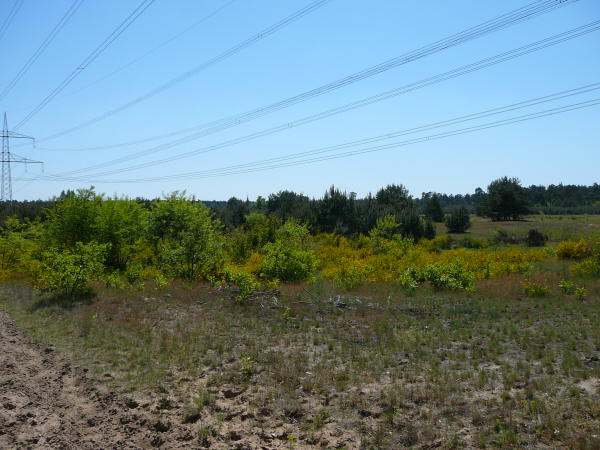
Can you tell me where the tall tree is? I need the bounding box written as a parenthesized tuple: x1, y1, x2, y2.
(423, 193, 444, 222)
(484, 177, 529, 221)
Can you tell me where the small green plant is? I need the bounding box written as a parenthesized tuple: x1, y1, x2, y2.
(240, 356, 255, 378)
(558, 280, 576, 294)
(192, 389, 215, 409)
(524, 281, 549, 297)
(574, 286, 589, 301)
(215, 268, 261, 301)
(197, 425, 216, 444)
(103, 271, 125, 289)
(282, 306, 292, 321)
(313, 408, 330, 429)
(154, 273, 169, 291)
(286, 434, 297, 447)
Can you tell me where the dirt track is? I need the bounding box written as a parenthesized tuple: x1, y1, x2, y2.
(0, 310, 186, 449)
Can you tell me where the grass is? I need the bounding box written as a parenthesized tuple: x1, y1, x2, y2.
(441, 214, 600, 242)
(1, 257, 599, 448)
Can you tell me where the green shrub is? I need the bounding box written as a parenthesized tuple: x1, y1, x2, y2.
(524, 229, 547, 247)
(36, 242, 107, 298)
(423, 261, 474, 292)
(216, 268, 261, 301)
(492, 230, 520, 245)
(260, 242, 318, 283)
(155, 196, 226, 280)
(396, 267, 421, 295)
(259, 220, 318, 283)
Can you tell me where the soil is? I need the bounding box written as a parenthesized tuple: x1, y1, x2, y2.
(0, 310, 357, 449)
(0, 310, 188, 449)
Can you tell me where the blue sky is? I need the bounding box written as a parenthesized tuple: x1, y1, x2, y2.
(1, 0, 599, 200)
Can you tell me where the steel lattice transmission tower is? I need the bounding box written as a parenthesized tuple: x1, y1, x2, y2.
(1, 112, 41, 201)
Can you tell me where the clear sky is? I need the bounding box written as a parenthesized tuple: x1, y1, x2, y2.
(1, 0, 599, 201)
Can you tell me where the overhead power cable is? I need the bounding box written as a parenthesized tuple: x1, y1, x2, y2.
(13, 0, 156, 130)
(61, 0, 239, 99)
(29, 0, 577, 146)
(21, 92, 599, 183)
(30, 0, 332, 139)
(49, 19, 600, 178)
(0, 0, 85, 102)
(103, 83, 600, 179)
(0, 0, 24, 44)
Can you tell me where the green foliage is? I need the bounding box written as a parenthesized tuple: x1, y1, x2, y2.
(445, 206, 471, 233)
(397, 267, 421, 294)
(36, 242, 107, 298)
(375, 184, 413, 215)
(484, 176, 529, 221)
(0, 216, 39, 274)
(523, 281, 549, 297)
(216, 268, 261, 301)
(259, 220, 318, 282)
(316, 186, 356, 235)
(423, 261, 474, 291)
(558, 280, 577, 294)
(574, 286, 589, 301)
(423, 193, 445, 222)
(93, 198, 147, 269)
(44, 187, 100, 248)
(397, 208, 427, 241)
(228, 213, 280, 262)
(423, 218, 436, 239)
(152, 193, 226, 280)
(369, 215, 399, 242)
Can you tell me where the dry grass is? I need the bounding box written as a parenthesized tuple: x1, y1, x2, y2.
(1, 258, 599, 448)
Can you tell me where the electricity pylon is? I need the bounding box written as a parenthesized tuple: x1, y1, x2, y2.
(1, 112, 41, 201)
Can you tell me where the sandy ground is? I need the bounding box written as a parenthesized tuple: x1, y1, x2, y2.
(0, 310, 190, 449)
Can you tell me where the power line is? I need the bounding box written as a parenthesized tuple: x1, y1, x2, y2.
(49, 19, 600, 178)
(20, 94, 598, 184)
(0, 0, 24, 44)
(27, 0, 577, 146)
(13, 0, 156, 130)
(29, 0, 333, 140)
(0, 0, 85, 102)
(61, 0, 239, 99)
(113, 84, 600, 179)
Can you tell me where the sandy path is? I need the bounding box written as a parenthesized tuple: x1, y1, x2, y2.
(0, 310, 170, 449)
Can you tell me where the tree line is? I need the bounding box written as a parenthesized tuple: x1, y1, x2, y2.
(2, 178, 600, 234)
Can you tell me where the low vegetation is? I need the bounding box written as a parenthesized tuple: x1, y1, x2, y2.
(0, 178, 599, 448)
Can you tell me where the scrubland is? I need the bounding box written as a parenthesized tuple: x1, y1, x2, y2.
(1, 211, 599, 448)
